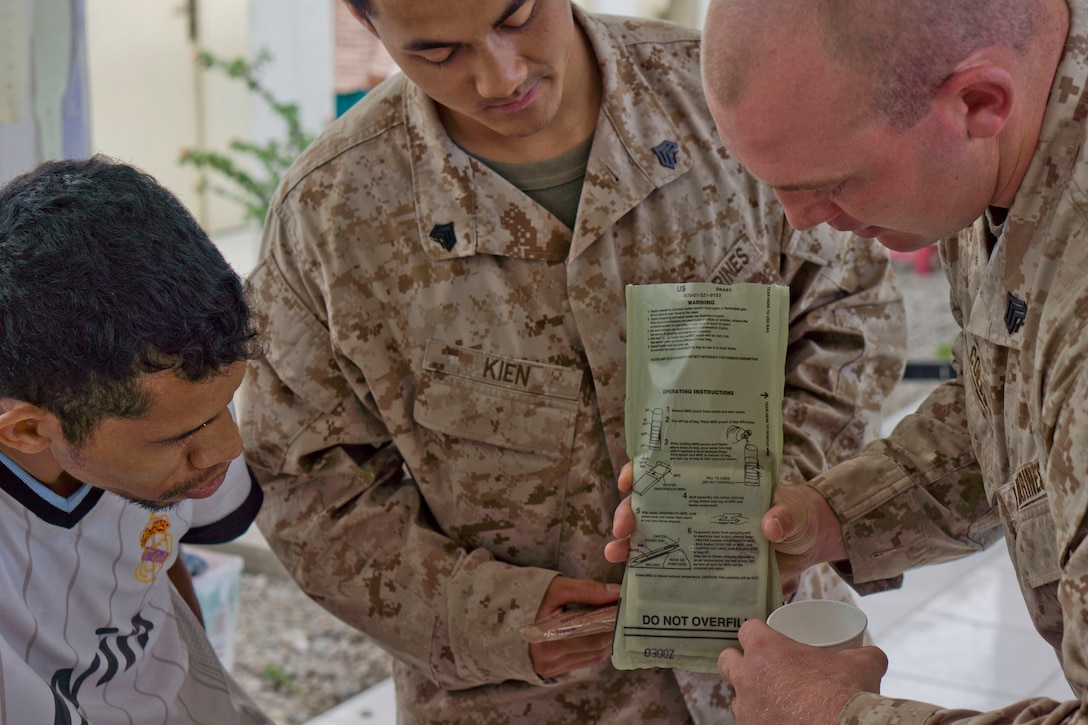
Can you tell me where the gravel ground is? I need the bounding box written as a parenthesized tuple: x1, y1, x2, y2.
(227, 256, 959, 725)
(231, 573, 392, 725)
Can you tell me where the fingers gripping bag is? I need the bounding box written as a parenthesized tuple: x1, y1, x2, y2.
(612, 283, 786, 673)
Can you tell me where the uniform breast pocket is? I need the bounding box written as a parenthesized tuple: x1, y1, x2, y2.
(413, 339, 583, 458)
(411, 342, 586, 565)
(414, 373, 580, 459)
(996, 481, 1062, 589)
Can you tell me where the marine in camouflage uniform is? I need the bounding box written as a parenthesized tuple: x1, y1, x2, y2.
(238, 5, 905, 723)
(696, 0, 1088, 718)
(781, 1, 1088, 722)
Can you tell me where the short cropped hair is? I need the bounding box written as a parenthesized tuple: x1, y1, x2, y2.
(704, 0, 1044, 132)
(0, 156, 263, 445)
(814, 0, 1040, 131)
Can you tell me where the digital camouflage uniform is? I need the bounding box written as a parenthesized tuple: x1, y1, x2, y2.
(238, 7, 905, 724)
(815, 1, 1088, 722)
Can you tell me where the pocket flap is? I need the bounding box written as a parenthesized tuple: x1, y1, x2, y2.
(414, 341, 582, 459)
(997, 478, 1061, 589)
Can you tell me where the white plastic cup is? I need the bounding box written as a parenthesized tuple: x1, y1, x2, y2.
(766, 600, 868, 653)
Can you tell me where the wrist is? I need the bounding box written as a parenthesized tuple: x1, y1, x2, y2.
(801, 485, 848, 563)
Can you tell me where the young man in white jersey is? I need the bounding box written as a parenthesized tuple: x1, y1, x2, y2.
(0, 156, 271, 724)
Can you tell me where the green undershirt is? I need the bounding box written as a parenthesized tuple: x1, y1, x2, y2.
(464, 134, 594, 230)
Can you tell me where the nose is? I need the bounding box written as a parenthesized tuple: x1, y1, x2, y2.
(188, 413, 243, 471)
(775, 190, 840, 231)
(474, 40, 527, 99)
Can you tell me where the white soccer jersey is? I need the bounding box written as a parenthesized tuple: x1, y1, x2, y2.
(0, 453, 270, 724)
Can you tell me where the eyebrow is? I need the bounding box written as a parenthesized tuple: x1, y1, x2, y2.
(402, 0, 528, 52)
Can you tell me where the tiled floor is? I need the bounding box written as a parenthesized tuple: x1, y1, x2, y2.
(859, 393, 1071, 711)
(857, 543, 1069, 711)
(209, 229, 1072, 721)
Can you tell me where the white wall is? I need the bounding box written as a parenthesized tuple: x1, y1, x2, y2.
(249, 0, 334, 151)
(79, 0, 332, 234)
(86, 0, 212, 220)
(0, 0, 91, 187)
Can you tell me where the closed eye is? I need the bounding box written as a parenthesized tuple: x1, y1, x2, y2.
(412, 0, 537, 68)
(164, 431, 197, 448)
(162, 418, 212, 447)
(826, 179, 849, 198)
(420, 48, 457, 67)
(502, 1, 535, 31)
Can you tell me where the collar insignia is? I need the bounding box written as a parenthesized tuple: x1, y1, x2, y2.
(652, 140, 679, 170)
(429, 222, 457, 252)
(1005, 292, 1027, 334)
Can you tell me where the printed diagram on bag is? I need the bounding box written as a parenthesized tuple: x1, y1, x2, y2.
(634, 408, 766, 490)
(634, 461, 672, 494)
(629, 536, 690, 569)
(727, 425, 762, 486)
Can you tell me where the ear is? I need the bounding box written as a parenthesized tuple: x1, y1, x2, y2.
(0, 399, 58, 454)
(938, 60, 1014, 140)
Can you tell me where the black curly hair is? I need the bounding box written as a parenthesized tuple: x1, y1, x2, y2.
(0, 155, 264, 445)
